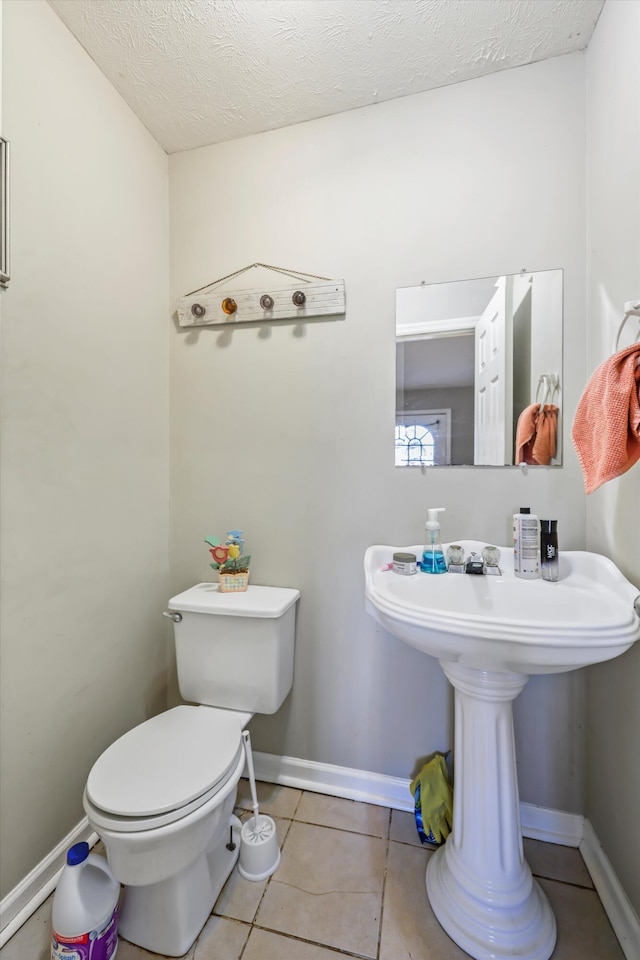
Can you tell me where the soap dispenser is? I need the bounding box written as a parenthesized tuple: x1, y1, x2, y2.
(422, 508, 447, 574)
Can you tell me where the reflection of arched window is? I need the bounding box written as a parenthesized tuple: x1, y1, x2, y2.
(395, 423, 436, 466)
(395, 410, 451, 466)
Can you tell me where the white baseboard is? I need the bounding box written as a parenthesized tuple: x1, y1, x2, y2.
(0, 817, 98, 949)
(253, 750, 414, 812)
(253, 750, 585, 846)
(580, 819, 640, 960)
(519, 801, 584, 847)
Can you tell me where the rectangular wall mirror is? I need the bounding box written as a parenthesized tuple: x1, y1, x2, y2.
(395, 269, 563, 467)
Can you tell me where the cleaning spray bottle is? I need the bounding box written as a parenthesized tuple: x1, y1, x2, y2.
(421, 508, 447, 573)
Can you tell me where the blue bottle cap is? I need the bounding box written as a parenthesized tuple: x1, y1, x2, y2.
(67, 842, 89, 865)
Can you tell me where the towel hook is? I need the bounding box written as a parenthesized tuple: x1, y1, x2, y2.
(535, 373, 559, 410)
(535, 375, 551, 410)
(612, 300, 640, 354)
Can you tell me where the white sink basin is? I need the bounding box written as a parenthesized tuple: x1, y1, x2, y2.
(364, 540, 640, 960)
(365, 540, 640, 673)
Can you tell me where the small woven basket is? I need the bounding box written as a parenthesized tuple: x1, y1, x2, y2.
(219, 570, 250, 593)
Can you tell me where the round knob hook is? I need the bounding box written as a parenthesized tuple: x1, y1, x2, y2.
(292, 290, 306, 306)
(191, 303, 206, 319)
(221, 297, 237, 315)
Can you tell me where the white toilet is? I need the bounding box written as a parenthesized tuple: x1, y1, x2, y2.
(83, 582, 299, 957)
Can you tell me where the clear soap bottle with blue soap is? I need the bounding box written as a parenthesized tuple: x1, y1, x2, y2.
(421, 507, 447, 573)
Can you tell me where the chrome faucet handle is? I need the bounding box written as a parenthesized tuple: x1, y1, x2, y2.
(482, 545, 501, 565)
(482, 545, 502, 576)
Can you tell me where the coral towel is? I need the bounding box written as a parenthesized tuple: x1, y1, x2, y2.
(572, 343, 640, 494)
(515, 403, 559, 465)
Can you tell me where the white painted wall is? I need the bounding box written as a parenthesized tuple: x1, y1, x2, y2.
(0, 0, 170, 897)
(170, 54, 589, 813)
(584, 0, 640, 915)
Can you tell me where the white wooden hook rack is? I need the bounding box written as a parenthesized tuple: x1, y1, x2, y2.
(176, 262, 345, 328)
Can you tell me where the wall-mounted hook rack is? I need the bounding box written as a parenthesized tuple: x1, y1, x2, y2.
(176, 262, 345, 328)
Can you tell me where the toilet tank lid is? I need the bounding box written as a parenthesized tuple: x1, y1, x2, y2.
(168, 583, 300, 617)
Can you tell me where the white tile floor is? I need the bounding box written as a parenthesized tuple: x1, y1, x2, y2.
(1, 781, 625, 960)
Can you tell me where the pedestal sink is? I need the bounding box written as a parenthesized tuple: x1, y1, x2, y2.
(364, 541, 640, 960)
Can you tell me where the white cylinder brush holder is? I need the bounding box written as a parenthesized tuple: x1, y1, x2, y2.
(238, 814, 281, 881)
(238, 730, 281, 881)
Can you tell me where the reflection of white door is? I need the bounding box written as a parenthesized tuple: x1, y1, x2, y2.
(474, 277, 513, 464)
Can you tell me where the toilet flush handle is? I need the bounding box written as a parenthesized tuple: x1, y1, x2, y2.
(162, 610, 182, 622)
(634, 595, 640, 617)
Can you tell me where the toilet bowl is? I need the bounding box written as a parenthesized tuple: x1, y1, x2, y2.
(83, 705, 251, 956)
(83, 582, 299, 957)
(84, 706, 249, 882)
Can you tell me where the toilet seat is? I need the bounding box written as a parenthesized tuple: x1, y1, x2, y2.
(85, 706, 244, 832)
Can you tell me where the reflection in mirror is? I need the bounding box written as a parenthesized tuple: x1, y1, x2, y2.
(395, 270, 563, 467)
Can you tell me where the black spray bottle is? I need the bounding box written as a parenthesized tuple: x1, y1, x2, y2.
(540, 520, 559, 582)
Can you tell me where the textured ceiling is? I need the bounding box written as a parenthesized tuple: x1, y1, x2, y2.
(47, 0, 604, 154)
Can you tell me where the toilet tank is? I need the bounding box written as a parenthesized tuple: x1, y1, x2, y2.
(167, 583, 300, 714)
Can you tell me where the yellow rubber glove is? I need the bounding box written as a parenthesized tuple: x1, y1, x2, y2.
(410, 753, 453, 844)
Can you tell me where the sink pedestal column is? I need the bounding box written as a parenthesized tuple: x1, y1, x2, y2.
(426, 661, 556, 960)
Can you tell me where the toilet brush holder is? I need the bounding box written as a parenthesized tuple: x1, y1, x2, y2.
(238, 729, 281, 881)
(238, 814, 280, 881)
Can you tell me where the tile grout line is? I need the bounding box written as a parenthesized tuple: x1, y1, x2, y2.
(237, 786, 306, 960)
(290, 819, 389, 839)
(375, 808, 393, 960)
(235, 812, 294, 960)
(534, 874, 600, 893)
(250, 922, 379, 959)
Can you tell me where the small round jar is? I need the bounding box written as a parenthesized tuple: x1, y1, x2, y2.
(393, 552, 417, 575)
